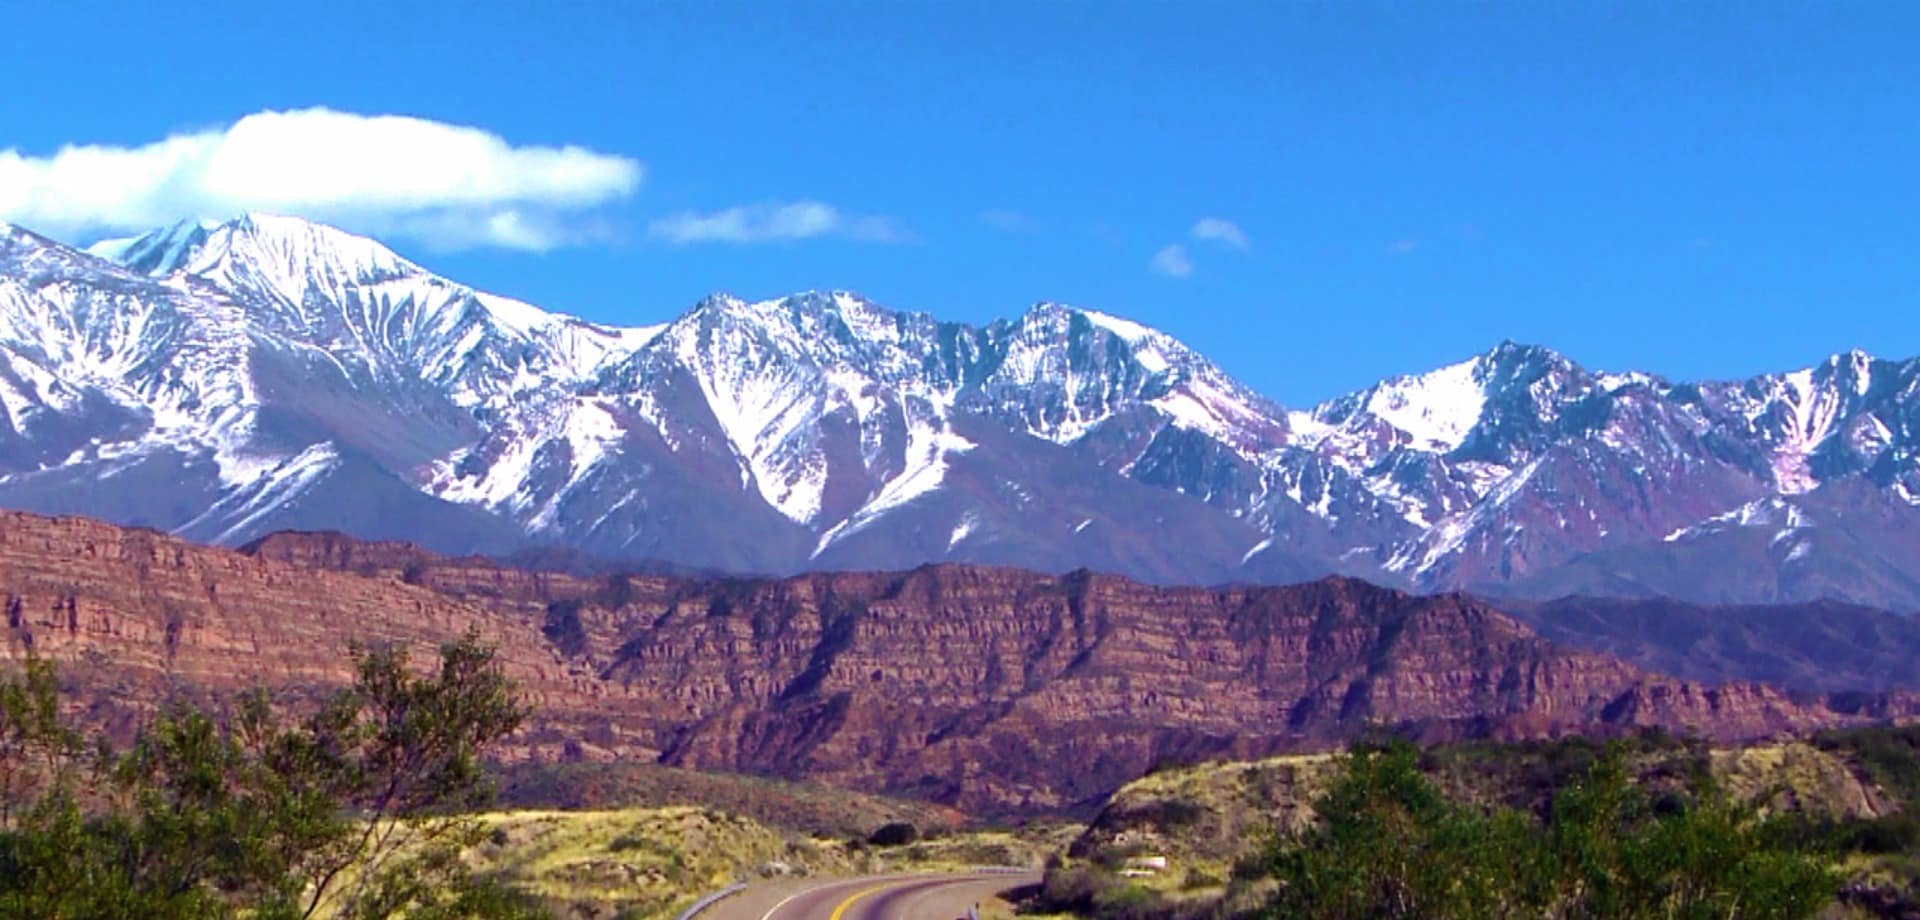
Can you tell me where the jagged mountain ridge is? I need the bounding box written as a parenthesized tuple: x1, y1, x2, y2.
(3, 214, 1919, 606)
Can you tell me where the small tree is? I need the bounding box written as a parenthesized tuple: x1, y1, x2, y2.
(1254, 740, 1537, 919)
(1542, 747, 1837, 920)
(296, 630, 529, 918)
(0, 656, 80, 828)
(0, 628, 542, 919)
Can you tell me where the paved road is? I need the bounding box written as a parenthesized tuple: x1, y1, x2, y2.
(702, 870, 1042, 920)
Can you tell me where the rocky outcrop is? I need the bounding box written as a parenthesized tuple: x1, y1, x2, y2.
(0, 514, 1881, 816)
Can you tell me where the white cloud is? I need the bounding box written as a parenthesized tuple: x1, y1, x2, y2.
(648, 200, 906, 244)
(1148, 243, 1194, 279)
(0, 108, 642, 251)
(1388, 238, 1419, 255)
(1191, 217, 1250, 250)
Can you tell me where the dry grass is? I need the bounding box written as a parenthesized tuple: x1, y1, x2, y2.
(498, 762, 968, 839)
(468, 806, 853, 918)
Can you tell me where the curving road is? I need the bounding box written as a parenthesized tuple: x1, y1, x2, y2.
(701, 870, 1042, 920)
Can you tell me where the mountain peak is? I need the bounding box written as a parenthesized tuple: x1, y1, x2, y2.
(88, 212, 419, 285)
(6, 222, 153, 280)
(1480, 339, 1574, 372)
(1013, 301, 1173, 345)
(673, 290, 914, 342)
(87, 218, 217, 274)
(1822, 347, 1878, 375)
(1802, 347, 1881, 400)
(1019, 300, 1076, 321)
(210, 213, 417, 280)
(1, 220, 49, 250)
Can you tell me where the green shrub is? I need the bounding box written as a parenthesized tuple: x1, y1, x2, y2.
(1250, 740, 1839, 920)
(867, 821, 918, 846)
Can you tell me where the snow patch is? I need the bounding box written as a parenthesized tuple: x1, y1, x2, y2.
(812, 415, 976, 557)
(1080, 308, 1152, 342)
(179, 442, 341, 544)
(1664, 497, 1810, 543)
(1768, 368, 1845, 494)
(1364, 358, 1487, 452)
(949, 513, 981, 549)
(1387, 454, 1543, 574)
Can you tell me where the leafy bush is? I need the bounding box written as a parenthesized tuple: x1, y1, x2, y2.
(1250, 740, 1838, 920)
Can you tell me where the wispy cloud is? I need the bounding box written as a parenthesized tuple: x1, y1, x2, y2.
(980, 209, 1032, 232)
(1148, 216, 1249, 278)
(1191, 217, 1250, 250)
(1148, 243, 1194, 279)
(0, 108, 642, 251)
(1387, 238, 1420, 255)
(649, 200, 907, 244)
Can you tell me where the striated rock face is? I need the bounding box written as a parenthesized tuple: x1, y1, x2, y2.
(0, 514, 1872, 816)
(242, 529, 1851, 813)
(0, 513, 648, 759)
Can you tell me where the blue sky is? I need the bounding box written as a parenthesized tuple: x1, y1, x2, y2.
(2, 1, 1917, 404)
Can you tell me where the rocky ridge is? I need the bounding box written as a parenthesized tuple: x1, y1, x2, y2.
(2, 513, 1868, 814)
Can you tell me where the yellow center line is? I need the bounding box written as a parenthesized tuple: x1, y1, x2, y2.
(826, 884, 888, 920)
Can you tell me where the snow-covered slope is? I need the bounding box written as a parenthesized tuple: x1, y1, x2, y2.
(94, 214, 661, 416)
(6, 214, 1920, 606)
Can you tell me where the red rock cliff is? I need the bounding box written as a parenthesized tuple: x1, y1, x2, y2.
(0, 516, 1852, 815)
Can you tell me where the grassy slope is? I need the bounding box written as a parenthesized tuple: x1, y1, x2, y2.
(470, 806, 855, 919)
(497, 761, 969, 839)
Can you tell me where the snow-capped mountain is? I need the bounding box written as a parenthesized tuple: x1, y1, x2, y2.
(89, 214, 658, 415)
(5, 214, 1920, 608)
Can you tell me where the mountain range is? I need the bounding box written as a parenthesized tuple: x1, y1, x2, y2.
(2, 213, 1918, 609)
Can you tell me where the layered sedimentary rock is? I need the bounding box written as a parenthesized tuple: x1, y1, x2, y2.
(0, 512, 644, 758)
(0, 513, 1874, 815)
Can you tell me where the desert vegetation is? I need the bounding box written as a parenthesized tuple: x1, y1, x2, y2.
(7, 626, 1918, 920)
(0, 635, 1060, 919)
(1038, 730, 1920, 919)
(0, 631, 541, 918)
